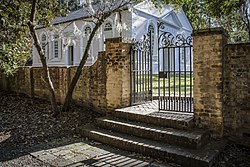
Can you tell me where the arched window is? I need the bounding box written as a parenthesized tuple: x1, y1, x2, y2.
(104, 22, 112, 31)
(83, 26, 92, 49)
(53, 33, 59, 58)
(84, 26, 91, 36)
(103, 22, 113, 40)
(41, 34, 47, 57)
(83, 25, 93, 64)
(148, 24, 155, 34)
(148, 24, 155, 51)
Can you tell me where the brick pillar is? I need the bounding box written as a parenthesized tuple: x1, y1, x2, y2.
(105, 38, 131, 109)
(192, 28, 228, 137)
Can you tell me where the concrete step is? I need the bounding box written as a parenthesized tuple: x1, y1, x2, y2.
(80, 124, 226, 167)
(96, 116, 209, 149)
(113, 109, 194, 130)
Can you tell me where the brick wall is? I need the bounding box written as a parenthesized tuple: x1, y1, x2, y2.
(0, 38, 131, 113)
(193, 28, 228, 137)
(223, 43, 250, 144)
(2, 29, 250, 143)
(193, 28, 250, 143)
(105, 38, 131, 109)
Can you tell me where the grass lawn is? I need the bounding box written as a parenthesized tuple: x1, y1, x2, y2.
(151, 74, 193, 96)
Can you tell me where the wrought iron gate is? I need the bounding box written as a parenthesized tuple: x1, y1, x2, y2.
(158, 22, 193, 112)
(130, 33, 153, 105)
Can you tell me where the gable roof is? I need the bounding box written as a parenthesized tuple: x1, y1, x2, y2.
(133, 1, 192, 31)
(37, 3, 129, 29)
(133, 1, 172, 18)
(37, 1, 192, 32)
(50, 2, 132, 25)
(161, 11, 182, 28)
(52, 8, 90, 25)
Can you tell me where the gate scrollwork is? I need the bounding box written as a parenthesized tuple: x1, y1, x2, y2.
(158, 22, 192, 47)
(132, 33, 151, 52)
(159, 32, 192, 47)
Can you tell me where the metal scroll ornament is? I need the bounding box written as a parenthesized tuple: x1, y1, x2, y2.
(132, 33, 151, 52)
(158, 32, 192, 47)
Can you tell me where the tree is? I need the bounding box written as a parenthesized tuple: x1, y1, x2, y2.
(36, 0, 249, 113)
(182, 0, 210, 29)
(182, 0, 249, 41)
(236, 0, 250, 41)
(34, 0, 137, 113)
(1, 0, 137, 115)
(1, 0, 67, 115)
(204, 0, 250, 41)
(28, 0, 61, 116)
(61, 0, 136, 111)
(0, 1, 31, 75)
(153, 0, 249, 41)
(2, 0, 248, 116)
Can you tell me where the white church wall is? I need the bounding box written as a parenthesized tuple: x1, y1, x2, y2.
(32, 1, 192, 69)
(121, 10, 133, 40)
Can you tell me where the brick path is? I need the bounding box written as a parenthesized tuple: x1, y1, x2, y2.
(26, 138, 172, 167)
(116, 100, 194, 121)
(117, 100, 159, 114)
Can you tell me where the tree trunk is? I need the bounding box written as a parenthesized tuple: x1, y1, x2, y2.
(61, 12, 114, 112)
(61, 21, 103, 112)
(28, 0, 59, 116)
(61, 1, 132, 111)
(248, 30, 250, 42)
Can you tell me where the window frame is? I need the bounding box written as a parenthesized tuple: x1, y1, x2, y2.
(104, 22, 112, 31)
(148, 24, 155, 52)
(53, 33, 59, 58)
(84, 26, 92, 36)
(83, 25, 92, 62)
(41, 33, 47, 58)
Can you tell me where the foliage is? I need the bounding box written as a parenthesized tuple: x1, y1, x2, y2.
(0, 0, 68, 76)
(0, 39, 30, 75)
(61, 0, 138, 112)
(182, 0, 209, 29)
(163, 0, 249, 42)
(0, 1, 31, 75)
(1, 0, 249, 115)
(204, 0, 250, 41)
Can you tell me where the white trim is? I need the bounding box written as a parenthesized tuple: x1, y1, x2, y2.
(40, 32, 48, 58)
(158, 18, 181, 29)
(133, 2, 173, 19)
(81, 23, 93, 63)
(161, 11, 183, 28)
(146, 19, 157, 34)
(67, 44, 75, 65)
(182, 27, 192, 32)
(104, 18, 114, 37)
(82, 23, 94, 37)
(179, 9, 193, 30)
(50, 58, 61, 62)
(51, 31, 60, 59)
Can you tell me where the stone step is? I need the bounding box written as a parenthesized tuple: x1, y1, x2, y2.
(80, 124, 226, 167)
(96, 116, 209, 149)
(113, 109, 194, 130)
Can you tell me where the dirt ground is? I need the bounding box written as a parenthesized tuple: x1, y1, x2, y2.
(0, 91, 102, 162)
(0, 91, 250, 167)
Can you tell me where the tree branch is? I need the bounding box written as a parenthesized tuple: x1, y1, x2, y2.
(30, 0, 37, 23)
(28, 0, 59, 116)
(61, 0, 136, 111)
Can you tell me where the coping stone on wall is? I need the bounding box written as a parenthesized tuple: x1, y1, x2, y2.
(192, 27, 229, 37)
